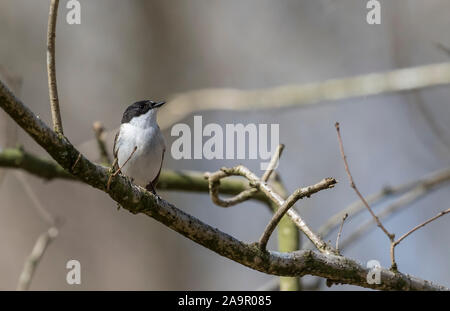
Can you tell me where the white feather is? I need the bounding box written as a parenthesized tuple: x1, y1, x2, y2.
(115, 108, 165, 187)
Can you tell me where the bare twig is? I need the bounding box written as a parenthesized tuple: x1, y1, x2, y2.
(335, 213, 348, 253)
(436, 43, 450, 56)
(258, 178, 336, 251)
(340, 186, 436, 250)
(71, 153, 81, 171)
(15, 172, 56, 225)
(14, 171, 60, 291)
(17, 227, 58, 291)
(335, 122, 394, 241)
(93, 121, 111, 165)
(207, 164, 337, 254)
(106, 146, 137, 191)
(261, 144, 284, 182)
(316, 167, 450, 245)
(47, 0, 63, 134)
(390, 208, 450, 269)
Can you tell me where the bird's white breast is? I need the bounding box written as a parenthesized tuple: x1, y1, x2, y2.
(116, 123, 165, 187)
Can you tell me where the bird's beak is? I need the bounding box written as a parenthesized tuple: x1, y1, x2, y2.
(152, 101, 165, 108)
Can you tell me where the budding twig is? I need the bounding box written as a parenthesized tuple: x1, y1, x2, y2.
(390, 208, 450, 269)
(93, 121, 112, 165)
(106, 146, 137, 191)
(335, 213, 348, 253)
(335, 122, 394, 241)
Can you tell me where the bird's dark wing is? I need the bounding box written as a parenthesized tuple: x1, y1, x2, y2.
(151, 147, 165, 186)
(112, 131, 120, 171)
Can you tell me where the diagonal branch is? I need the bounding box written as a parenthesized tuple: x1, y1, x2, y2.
(207, 165, 337, 254)
(258, 178, 336, 251)
(390, 208, 450, 269)
(1, 79, 448, 290)
(335, 122, 394, 241)
(17, 227, 58, 291)
(316, 167, 450, 245)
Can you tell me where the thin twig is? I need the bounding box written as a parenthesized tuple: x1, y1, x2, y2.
(106, 146, 137, 191)
(335, 122, 394, 241)
(14, 171, 60, 291)
(390, 208, 450, 269)
(208, 164, 337, 254)
(15, 172, 56, 225)
(316, 167, 450, 245)
(258, 178, 337, 251)
(71, 153, 81, 171)
(17, 227, 58, 290)
(261, 144, 284, 182)
(47, 0, 63, 134)
(93, 121, 111, 164)
(340, 186, 432, 250)
(335, 213, 348, 253)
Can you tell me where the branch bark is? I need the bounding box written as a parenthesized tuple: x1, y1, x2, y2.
(0, 80, 448, 290)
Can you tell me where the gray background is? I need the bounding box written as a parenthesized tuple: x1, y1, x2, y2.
(0, 0, 449, 290)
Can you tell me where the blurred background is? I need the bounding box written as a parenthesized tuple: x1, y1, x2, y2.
(0, 0, 449, 290)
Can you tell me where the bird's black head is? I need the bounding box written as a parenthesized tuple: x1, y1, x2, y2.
(121, 100, 165, 124)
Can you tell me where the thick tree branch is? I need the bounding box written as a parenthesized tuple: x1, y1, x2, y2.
(0, 80, 448, 290)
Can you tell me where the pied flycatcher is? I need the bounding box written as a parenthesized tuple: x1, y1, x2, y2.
(113, 100, 166, 194)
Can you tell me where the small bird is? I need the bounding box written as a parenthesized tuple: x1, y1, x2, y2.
(113, 100, 166, 195)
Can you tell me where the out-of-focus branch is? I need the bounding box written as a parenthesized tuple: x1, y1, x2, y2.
(93, 121, 111, 165)
(47, 0, 63, 134)
(316, 167, 450, 245)
(1, 79, 448, 290)
(17, 227, 58, 291)
(270, 175, 301, 291)
(15, 172, 60, 291)
(340, 183, 447, 250)
(0, 147, 75, 180)
(0, 147, 272, 203)
(159, 62, 450, 130)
